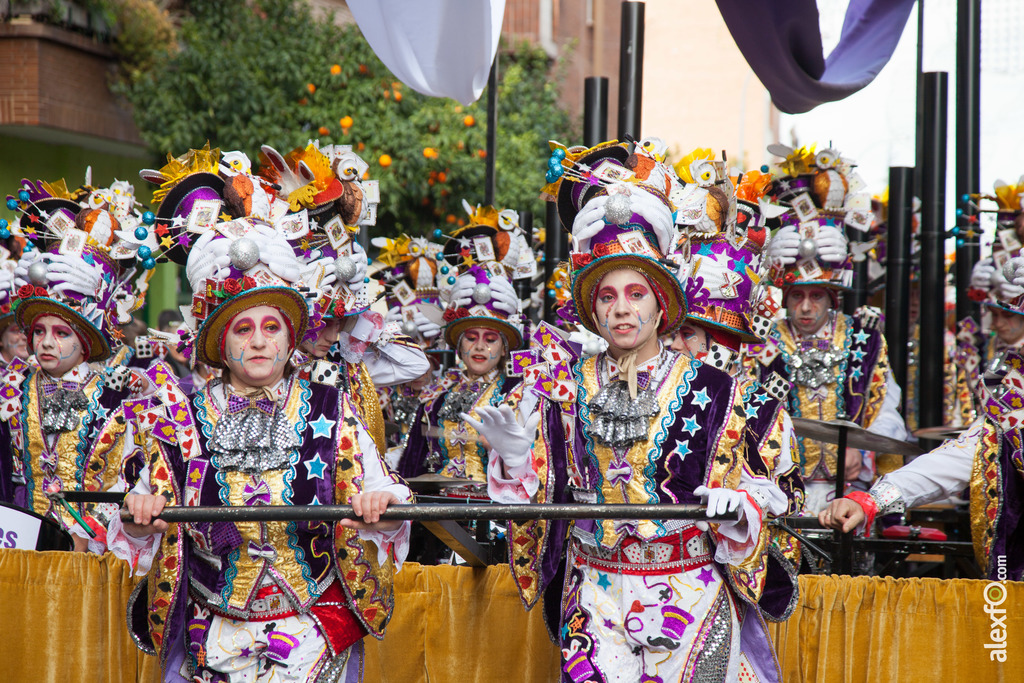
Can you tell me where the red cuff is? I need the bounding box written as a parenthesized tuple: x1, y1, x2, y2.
(741, 491, 764, 523)
(844, 491, 877, 534)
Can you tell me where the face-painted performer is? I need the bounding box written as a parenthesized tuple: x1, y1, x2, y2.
(753, 144, 909, 513)
(0, 177, 157, 551)
(108, 213, 413, 682)
(396, 250, 525, 484)
(466, 141, 799, 683)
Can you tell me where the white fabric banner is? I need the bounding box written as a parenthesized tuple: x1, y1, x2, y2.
(348, 0, 505, 105)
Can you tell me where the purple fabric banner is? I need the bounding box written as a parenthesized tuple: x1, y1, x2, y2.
(716, 0, 917, 114)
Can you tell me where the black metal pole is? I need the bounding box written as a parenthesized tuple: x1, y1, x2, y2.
(914, 0, 925, 202)
(517, 210, 533, 324)
(121, 503, 737, 524)
(584, 76, 609, 147)
(484, 55, 498, 206)
(919, 72, 948, 434)
(885, 167, 915, 406)
(543, 201, 562, 323)
(617, 1, 644, 141)
(955, 0, 981, 324)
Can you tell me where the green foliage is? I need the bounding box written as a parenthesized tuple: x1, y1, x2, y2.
(114, 0, 578, 236)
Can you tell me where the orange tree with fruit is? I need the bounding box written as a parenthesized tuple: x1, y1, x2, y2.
(114, 0, 577, 235)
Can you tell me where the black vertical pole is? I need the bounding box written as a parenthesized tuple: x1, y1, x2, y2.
(919, 72, 948, 435)
(914, 0, 925, 202)
(517, 210, 533, 324)
(484, 55, 498, 206)
(886, 167, 915, 408)
(584, 77, 609, 147)
(955, 0, 981, 323)
(617, 2, 644, 141)
(543, 202, 562, 324)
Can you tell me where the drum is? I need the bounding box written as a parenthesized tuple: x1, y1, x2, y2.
(0, 502, 73, 552)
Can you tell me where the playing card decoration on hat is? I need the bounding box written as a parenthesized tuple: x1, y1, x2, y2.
(5, 176, 161, 361)
(440, 201, 536, 282)
(374, 234, 447, 344)
(763, 143, 873, 291)
(681, 172, 779, 343)
(542, 139, 687, 336)
(960, 178, 1024, 309)
(441, 264, 524, 349)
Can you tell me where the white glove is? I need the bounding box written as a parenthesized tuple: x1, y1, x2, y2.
(461, 404, 541, 471)
(969, 257, 996, 290)
(1003, 256, 1024, 287)
(570, 194, 611, 252)
(44, 252, 105, 297)
(185, 231, 231, 290)
(0, 266, 15, 293)
(250, 230, 301, 283)
(765, 226, 801, 266)
(414, 310, 441, 340)
(995, 273, 1024, 301)
(300, 256, 337, 292)
(385, 305, 403, 325)
(449, 272, 519, 315)
(693, 485, 747, 531)
(815, 225, 849, 263)
(13, 248, 43, 289)
(346, 242, 368, 294)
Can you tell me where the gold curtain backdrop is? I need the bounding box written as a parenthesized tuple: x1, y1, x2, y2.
(2, 550, 1020, 682)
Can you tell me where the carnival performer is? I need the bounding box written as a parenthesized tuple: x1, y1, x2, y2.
(0, 269, 29, 368)
(467, 142, 798, 683)
(397, 261, 524, 483)
(109, 224, 412, 682)
(753, 144, 909, 512)
(0, 177, 156, 552)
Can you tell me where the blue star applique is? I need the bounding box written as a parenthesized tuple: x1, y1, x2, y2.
(596, 572, 612, 590)
(853, 330, 869, 345)
(673, 441, 692, 458)
(851, 348, 866, 362)
(692, 388, 711, 409)
(752, 391, 769, 405)
(681, 416, 701, 436)
(730, 255, 750, 273)
(696, 242, 715, 256)
(305, 455, 327, 480)
(83, 253, 95, 266)
(309, 415, 336, 439)
(309, 494, 323, 506)
(850, 367, 863, 380)
(744, 404, 759, 419)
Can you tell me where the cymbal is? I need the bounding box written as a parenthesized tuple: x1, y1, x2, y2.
(912, 425, 966, 441)
(790, 417, 923, 457)
(406, 473, 479, 490)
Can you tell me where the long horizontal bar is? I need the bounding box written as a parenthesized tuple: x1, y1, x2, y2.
(120, 503, 738, 524)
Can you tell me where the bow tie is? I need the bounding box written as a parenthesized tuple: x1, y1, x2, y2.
(226, 394, 277, 416)
(41, 379, 88, 398)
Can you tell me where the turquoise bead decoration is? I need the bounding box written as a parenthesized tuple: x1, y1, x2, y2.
(142, 211, 156, 225)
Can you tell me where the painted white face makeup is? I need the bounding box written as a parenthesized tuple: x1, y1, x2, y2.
(785, 285, 833, 338)
(31, 315, 86, 377)
(669, 322, 710, 358)
(459, 326, 504, 378)
(1, 323, 28, 362)
(594, 269, 662, 361)
(303, 318, 341, 359)
(222, 305, 293, 389)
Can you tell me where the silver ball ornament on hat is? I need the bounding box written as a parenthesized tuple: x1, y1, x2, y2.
(1002, 256, 1024, 283)
(27, 261, 48, 286)
(472, 283, 492, 304)
(335, 255, 358, 282)
(228, 237, 260, 271)
(798, 238, 818, 260)
(604, 194, 633, 226)
(402, 319, 418, 336)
